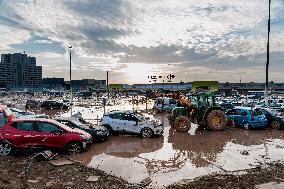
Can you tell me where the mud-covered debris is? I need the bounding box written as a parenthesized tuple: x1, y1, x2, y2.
(27, 179, 39, 184)
(240, 150, 249, 155)
(256, 182, 284, 189)
(49, 158, 74, 166)
(86, 175, 100, 182)
(140, 177, 152, 186)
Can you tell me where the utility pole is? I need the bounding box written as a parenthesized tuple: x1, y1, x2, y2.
(107, 71, 109, 98)
(265, 0, 271, 106)
(69, 46, 73, 116)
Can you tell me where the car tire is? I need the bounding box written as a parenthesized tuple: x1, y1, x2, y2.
(141, 128, 153, 138)
(103, 125, 113, 136)
(0, 141, 13, 156)
(243, 122, 251, 130)
(271, 120, 281, 130)
(65, 142, 82, 154)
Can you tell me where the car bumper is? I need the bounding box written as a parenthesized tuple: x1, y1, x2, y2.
(82, 140, 92, 149)
(92, 134, 108, 142)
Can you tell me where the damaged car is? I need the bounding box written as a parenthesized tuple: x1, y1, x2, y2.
(226, 108, 267, 129)
(54, 117, 108, 142)
(0, 118, 92, 155)
(254, 108, 284, 129)
(100, 110, 164, 138)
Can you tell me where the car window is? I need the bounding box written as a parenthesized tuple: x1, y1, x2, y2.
(124, 114, 138, 122)
(227, 109, 235, 115)
(251, 109, 263, 116)
(157, 99, 163, 105)
(37, 122, 61, 132)
(260, 109, 269, 115)
(16, 121, 35, 131)
(235, 109, 243, 115)
(240, 110, 248, 116)
(169, 99, 177, 104)
(111, 113, 124, 120)
(0, 113, 6, 127)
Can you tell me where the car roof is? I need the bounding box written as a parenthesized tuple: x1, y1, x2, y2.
(105, 110, 136, 115)
(13, 118, 57, 123)
(54, 117, 77, 121)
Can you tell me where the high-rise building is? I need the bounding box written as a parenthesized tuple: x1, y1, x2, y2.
(0, 53, 42, 89)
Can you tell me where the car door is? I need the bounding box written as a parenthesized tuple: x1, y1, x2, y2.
(234, 109, 246, 126)
(11, 121, 42, 148)
(36, 121, 67, 149)
(109, 113, 127, 132)
(122, 114, 140, 134)
(226, 109, 236, 123)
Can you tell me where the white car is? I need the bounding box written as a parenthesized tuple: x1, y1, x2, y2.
(100, 110, 164, 138)
(9, 108, 49, 119)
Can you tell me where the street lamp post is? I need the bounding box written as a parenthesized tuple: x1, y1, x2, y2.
(69, 46, 73, 116)
(265, 0, 271, 106)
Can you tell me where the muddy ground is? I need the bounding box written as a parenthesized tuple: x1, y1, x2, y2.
(0, 155, 283, 189)
(0, 155, 140, 189)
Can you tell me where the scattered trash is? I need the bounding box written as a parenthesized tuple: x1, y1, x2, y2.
(21, 150, 57, 176)
(49, 158, 74, 166)
(27, 179, 39, 184)
(86, 175, 100, 182)
(240, 150, 249, 155)
(140, 177, 152, 186)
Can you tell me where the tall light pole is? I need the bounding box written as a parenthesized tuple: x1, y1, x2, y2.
(265, 0, 271, 106)
(69, 46, 73, 116)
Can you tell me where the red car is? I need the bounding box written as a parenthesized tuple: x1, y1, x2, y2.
(0, 118, 92, 155)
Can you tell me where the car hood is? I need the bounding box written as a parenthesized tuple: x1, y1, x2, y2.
(91, 125, 107, 131)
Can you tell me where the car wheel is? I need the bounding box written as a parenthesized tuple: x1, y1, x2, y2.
(0, 141, 13, 156)
(66, 142, 82, 154)
(141, 128, 153, 138)
(243, 122, 251, 130)
(103, 125, 112, 136)
(271, 120, 281, 130)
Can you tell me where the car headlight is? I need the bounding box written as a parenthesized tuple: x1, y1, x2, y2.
(80, 133, 92, 140)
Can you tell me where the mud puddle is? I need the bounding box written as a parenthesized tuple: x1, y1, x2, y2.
(70, 113, 284, 188)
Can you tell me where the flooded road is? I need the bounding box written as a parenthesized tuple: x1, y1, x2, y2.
(70, 113, 284, 188)
(5, 97, 284, 187)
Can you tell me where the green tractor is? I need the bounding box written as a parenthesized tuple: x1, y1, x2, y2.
(168, 92, 226, 132)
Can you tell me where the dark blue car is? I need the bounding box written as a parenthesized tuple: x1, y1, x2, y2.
(226, 108, 267, 129)
(55, 117, 108, 142)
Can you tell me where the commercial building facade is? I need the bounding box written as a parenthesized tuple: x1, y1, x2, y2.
(0, 53, 42, 89)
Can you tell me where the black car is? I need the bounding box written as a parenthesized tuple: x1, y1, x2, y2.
(25, 100, 41, 109)
(255, 108, 284, 129)
(54, 117, 108, 142)
(220, 103, 234, 113)
(41, 100, 69, 109)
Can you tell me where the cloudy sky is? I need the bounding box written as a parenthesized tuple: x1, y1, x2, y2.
(0, 0, 283, 84)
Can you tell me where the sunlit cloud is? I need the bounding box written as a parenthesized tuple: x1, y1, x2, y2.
(0, 0, 283, 83)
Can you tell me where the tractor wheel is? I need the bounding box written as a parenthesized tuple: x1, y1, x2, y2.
(174, 116, 191, 132)
(206, 110, 226, 131)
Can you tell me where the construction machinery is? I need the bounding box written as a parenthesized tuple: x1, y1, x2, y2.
(167, 92, 226, 132)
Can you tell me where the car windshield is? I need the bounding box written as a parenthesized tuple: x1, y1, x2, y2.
(264, 109, 277, 116)
(73, 119, 90, 129)
(132, 112, 145, 121)
(250, 109, 263, 116)
(51, 120, 78, 132)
